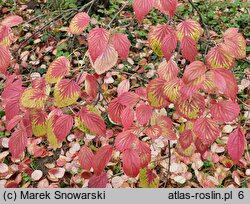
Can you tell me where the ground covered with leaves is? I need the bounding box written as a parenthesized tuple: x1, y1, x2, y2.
(0, 0, 249, 188)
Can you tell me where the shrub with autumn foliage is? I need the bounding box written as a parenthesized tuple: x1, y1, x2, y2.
(0, 0, 248, 188)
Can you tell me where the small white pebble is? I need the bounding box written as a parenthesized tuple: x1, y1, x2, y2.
(67, 134, 76, 142)
(222, 125, 233, 133)
(2, 138, 9, 148)
(0, 163, 8, 174)
(31, 170, 43, 181)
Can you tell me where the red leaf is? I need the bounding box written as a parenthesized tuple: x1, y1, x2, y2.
(54, 114, 73, 141)
(153, 116, 174, 137)
(180, 36, 198, 62)
(87, 29, 119, 73)
(45, 56, 70, 83)
(115, 131, 137, 152)
(180, 74, 205, 99)
(176, 93, 205, 120)
(147, 78, 170, 109)
(227, 128, 246, 164)
(161, 32, 177, 60)
(69, 12, 90, 34)
(78, 145, 94, 170)
(6, 115, 22, 131)
(163, 78, 181, 102)
(160, 0, 178, 16)
(92, 43, 118, 74)
(210, 100, 240, 123)
(23, 111, 32, 137)
(88, 28, 109, 63)
(157, 59, 179, 81)
(148, 24, 175, 56)
(0, 44, 11, 74)
(88, 172, 108, 188)
(136, 141, 151, 168)
(155, 115, 172, 129)
(1, 15, 23, 27)
(132, 0, 154, 23)
(179, 129, 193, 149)
(177, 19, 203, 42)
(54, 79, 80, 107)
(30, 109, 47, 137)
(135, 87, 147, 99)
(5, 97, 21, 123)
(0, 25, 13, 48)
(122, 149, 141, 177)
(154, 0, 168, 14)
(222, 28, 246, 59)
(93, 145, 113, 175)
(117, 79, 130, 96)
(201, 71, 216, 94)
(85, 74, 98, 99)
(194, 117, 220, 144)
(146, 169, 157, 184)
(118, 92, 140, 107)
(195, 138, 209, 154)
(1, 75, 23, 99)
(121, 106, 134, 130)
(136, 103, 153, 125)
(211, 69, 238, 100)
(183, 61, 207, 83)
(88, 28, 118, 74)
(32, 78, 46, 90)
(107, 98, 126, 124)
(145, 125, 162, 139)
(111, 33, 131, 60)
(8, 128, 27, 158)
(78, 107, 106, 136)
(0, 25, 11, 43)
(206, 44, 235, 69)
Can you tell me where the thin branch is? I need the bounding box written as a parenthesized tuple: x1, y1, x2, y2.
(188, 0, 210, 39)
(175, 42, 181, 63)
(95, 80, 108, 106)
(15, 0, 95, 56)
(164, 140, 171, 188)
(79, 0, 95, 12)
(15, 12, 67, 56)
(87, 0, 96, 14)
(107, 1, 130, 28)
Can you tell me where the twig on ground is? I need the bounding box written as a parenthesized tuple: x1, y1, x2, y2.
(107, 1, 130, 29)
(15, 0, 95, 57)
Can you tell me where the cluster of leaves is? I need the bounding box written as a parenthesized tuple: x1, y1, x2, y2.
(0, 0, 248, 188)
